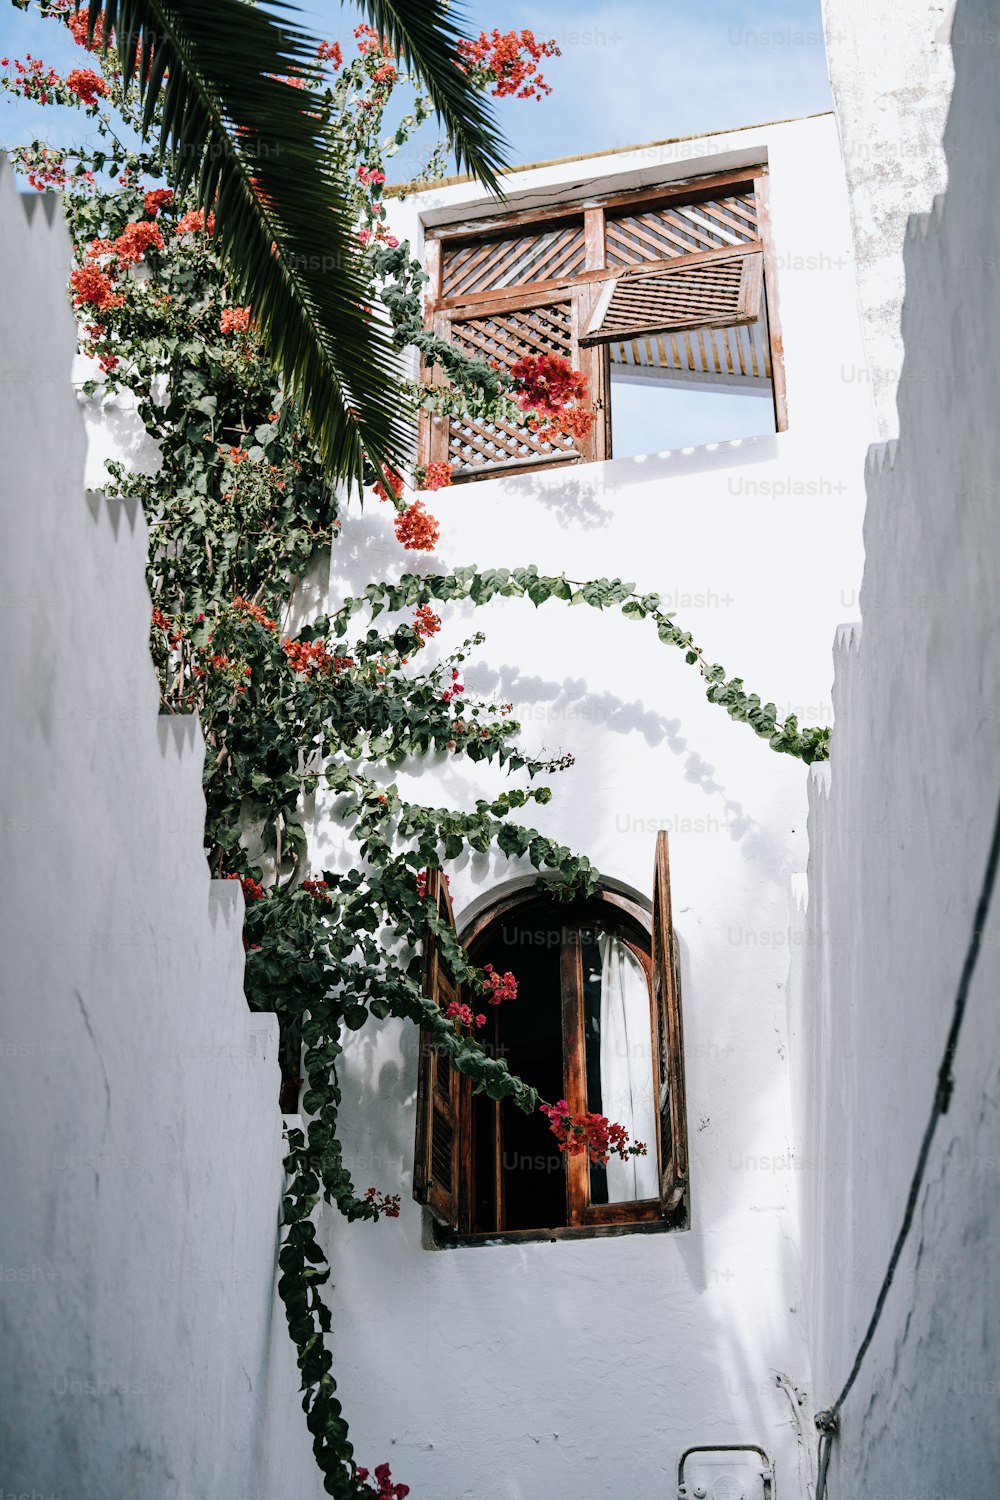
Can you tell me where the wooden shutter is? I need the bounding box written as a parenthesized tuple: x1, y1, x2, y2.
(580, 251, 763, 348)
(441, 218, 587, 300)
(652, 832, 689, 1214)
(430, 293, 594, 478)
(412, 871, 461, 1228)
(604, 189, 760, 268)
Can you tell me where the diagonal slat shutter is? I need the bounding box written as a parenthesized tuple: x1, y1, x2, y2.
(651, 831, 689, 1214)
(413, 871, 461, 1228)
(436, 297, 588, 478)
(580, 251, 763, 348)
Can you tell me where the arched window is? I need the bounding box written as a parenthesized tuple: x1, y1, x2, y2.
(414, 833, 689, 1241)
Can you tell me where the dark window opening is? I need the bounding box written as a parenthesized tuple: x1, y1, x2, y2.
(413, 837, 690, 1242)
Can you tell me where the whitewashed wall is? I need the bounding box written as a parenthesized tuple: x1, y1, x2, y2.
(821, 0, 954, 437)
(313, 114, 874, 1499)
(0, 159, 321, 1500)
(792, 1, 1000, 1493)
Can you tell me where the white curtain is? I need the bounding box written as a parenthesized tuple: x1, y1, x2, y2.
(597, 934, 659, 1202)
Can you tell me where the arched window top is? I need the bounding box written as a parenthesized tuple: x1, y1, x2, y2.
(459, 878, 652, 951)
(414, 836, 689, 1243)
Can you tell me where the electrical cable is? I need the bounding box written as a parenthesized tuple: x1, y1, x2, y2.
(812, 781, 1000, 1499)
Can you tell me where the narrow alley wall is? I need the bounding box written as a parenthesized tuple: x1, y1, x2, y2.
(794, 2, 1000, 1493)
(0, 159, 321, 1500)
(822, 0, 954, 437)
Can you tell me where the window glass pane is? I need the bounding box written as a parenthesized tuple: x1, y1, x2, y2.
(611, 369, 776, 458)
(582, 930, 659, 1203)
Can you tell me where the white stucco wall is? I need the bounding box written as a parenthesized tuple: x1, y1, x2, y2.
(821, 0, 954, 438)
(791, 1, 1000, 1493)
(0, 160, 321, 1500)
(311, 114, 874, 1499)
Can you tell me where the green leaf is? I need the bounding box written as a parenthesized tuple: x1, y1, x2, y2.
(90, 0, 508, 486)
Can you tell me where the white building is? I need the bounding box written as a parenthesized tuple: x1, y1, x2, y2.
(313, 109, 870, 1499)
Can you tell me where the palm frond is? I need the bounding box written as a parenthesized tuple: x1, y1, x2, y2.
(90, 0, 415, 485)
(351, 0, 508, 193)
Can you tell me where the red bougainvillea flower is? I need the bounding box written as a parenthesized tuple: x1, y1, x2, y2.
(150, 606, 183, 645)
(353, 23, 388, 56)
(357, 164, 386, 187)
(4, 53, 60, 104)
(412, 605, 440, 641)
(231, 596, 276, 631)
(441, 668, 464, 705)
(69, 264, 124, 310)
(480, 963, 517, 1005)
(114, 219, 163, 266)
(219, 305, 251, 335)
(65, 67, 107, 104)
(456, 28, 560, 99)
(223, 872, 267, 903)
(282, 638, 354, 677)
(416, 869, 450, 901)
(394, 501, 439, 552)
(175, 207, 215, 237)
(143, 187, 174, 217)
(416, 462, 453, 492)
(19, 144, 82, 191)
(67, 7, 108, 51)
(362, 1187, 401, 1219)
(540, 1099, 648, 1165)
(509, 350, 594, 434)
(445, 1000, 487, 1031)
(357, 1462, 409, 1498)
(300, 879, 332, 906)
(372, 465, 405, 502)
(317, 39, 343, 68)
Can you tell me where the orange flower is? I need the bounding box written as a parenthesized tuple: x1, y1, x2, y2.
(394, 501, 439, 552)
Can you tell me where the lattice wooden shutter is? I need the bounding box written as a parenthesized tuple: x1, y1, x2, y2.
(651, 832, 689, 1214)
(413, 871, 461, 1228)
(441, 219, 586, 300)
(580, 252, 763, 348)
(605, 191, 759, 267)
(433, 297, 588, 478)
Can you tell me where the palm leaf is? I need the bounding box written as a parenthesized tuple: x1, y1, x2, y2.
(87, 0, 506, 485)
(352, 0, 509, 192)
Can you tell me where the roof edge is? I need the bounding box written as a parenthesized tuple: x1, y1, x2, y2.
(386, 110, 834, 199)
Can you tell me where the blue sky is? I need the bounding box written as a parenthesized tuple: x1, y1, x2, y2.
(1, 0, 832, 178)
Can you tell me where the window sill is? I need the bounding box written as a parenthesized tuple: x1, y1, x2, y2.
(428, 1199, 688, 1249)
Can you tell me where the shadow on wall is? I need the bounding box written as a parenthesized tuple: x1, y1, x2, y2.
(460, 658, 793, 886)
(490, 431, 782, 531)
(81, 388, 162, 489)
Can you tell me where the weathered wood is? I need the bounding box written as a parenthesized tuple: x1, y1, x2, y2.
(581, 252, 763, 347)
(754, 172, 788, 431)
(431, 240, 763, 315)
(423, 166, 764, 241)
(560, 931, 588, 1227)
(412, 871, 461, 1230)
(441, 219, 587, 300)
(651, 832, 689, 1216)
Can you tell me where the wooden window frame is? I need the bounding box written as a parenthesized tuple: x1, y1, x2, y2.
(413, 836, 689, 1245)
(418, 165, 787, 480)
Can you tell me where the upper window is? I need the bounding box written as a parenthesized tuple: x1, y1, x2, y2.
(419, 167, 784, 481)
(413, 834, 689, 1241)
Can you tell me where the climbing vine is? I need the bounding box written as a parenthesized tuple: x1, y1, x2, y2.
(5, 5, 829, 1494)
